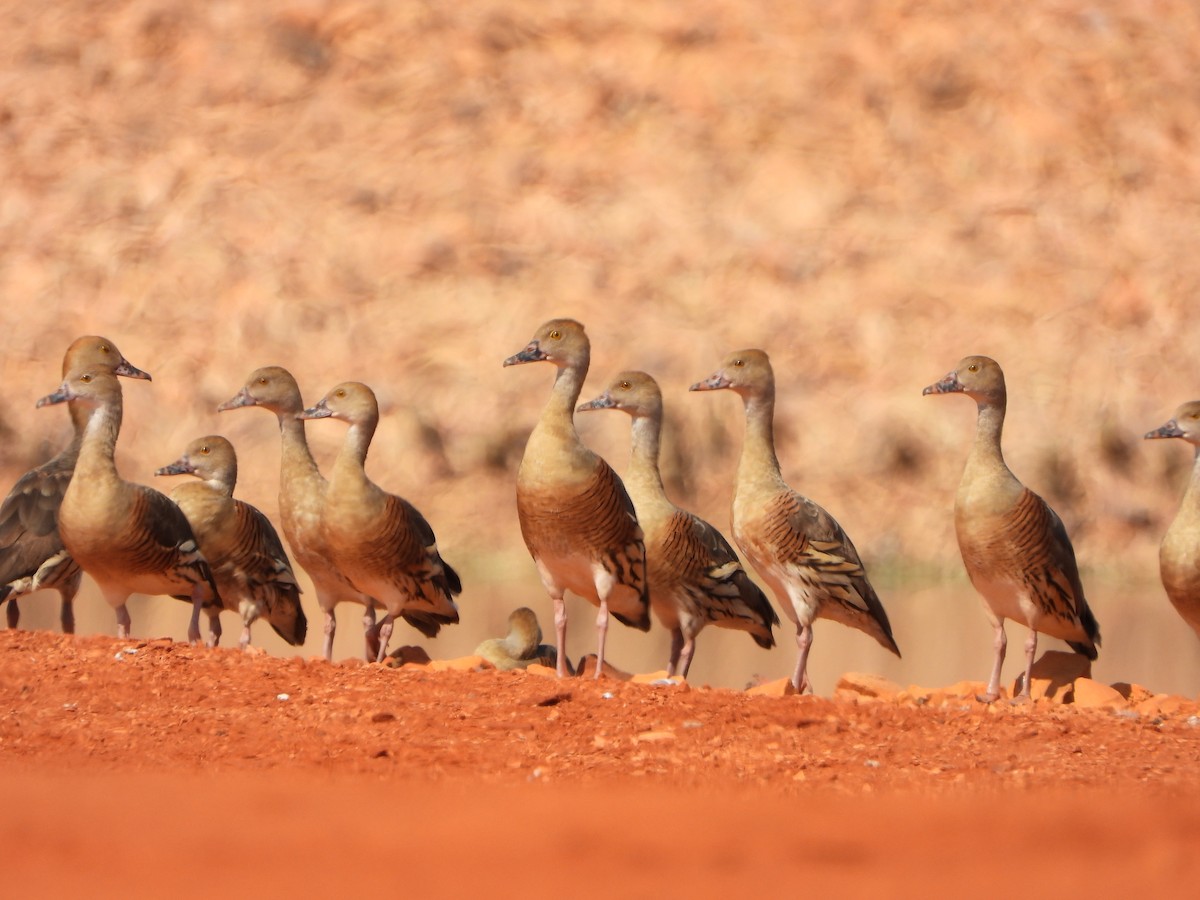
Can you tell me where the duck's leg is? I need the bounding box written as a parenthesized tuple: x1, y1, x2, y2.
(206, 611, 222, 649)
(5, 598, 17, 630)
(322, 604, 337, 661)
(981, 621, 1007, 702)
(363, 603, 381, 661)
(116, 603, 132, 640)
(1016, 629, 1038, 701)
(374, 612, 394, 663)
(791, 622, 813, 693)
(594, 599, 610, 680)
(667, 628, 684, 677)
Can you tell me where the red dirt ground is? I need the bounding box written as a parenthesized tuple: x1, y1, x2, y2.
(2, 629, 1199, 897)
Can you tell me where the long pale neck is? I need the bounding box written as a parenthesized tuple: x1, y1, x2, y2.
(74, 398, 122, 483)
(625, 413, 668, 503)
(1178, 448, 1200, 521)
(537, 361, 587, 441)
(331, 418, 377, 492)
(277, 411, 323, 485)
(736, 390, 785, 490)
(964, 395, 1008, 479)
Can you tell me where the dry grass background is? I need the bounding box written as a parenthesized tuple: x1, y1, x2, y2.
(3, 0, 1200, 688)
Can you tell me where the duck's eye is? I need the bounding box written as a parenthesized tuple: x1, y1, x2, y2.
(257, 377, 268, 385)
(549, 329, 562, 340)
(619, 380, 631, 391)
(732, 358, 744, 368)
(79, 373, 93, 384)
(100, 345, 110, 354)
(967, 363, 978, 373)
(335, 389, 346, 399)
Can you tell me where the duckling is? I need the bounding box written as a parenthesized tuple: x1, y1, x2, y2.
(475, 607, 562, 671)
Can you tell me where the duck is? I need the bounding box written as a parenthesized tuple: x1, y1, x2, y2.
(218, 366, 408, 661)
(691, 349, 899, 693)
(503, 319, 650, 679)
(298, 381, 460, 662)
(474, 606, 562, 671)
(1, 336, 151, 633)
(156, 434, 307, 649)
(36, 368, 220, 641)
(1144, 401, 1200, 641)
(923, 355, 1100, 701)
(578, 370, 778, 677)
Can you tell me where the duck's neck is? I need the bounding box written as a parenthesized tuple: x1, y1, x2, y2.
(1178, 447, 1200, 520)
(541, 361, 587, 439)
(625, 413, 669, 503)
(74, 398, 122, 484)
(331, 417, 377, 491)
(277, 409, 324, 484)
(736, 389, 785, 490)
(964, 394, 1008, 479)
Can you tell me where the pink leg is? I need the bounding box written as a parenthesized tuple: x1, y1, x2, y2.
(322, 608, 337, 661)
(678, 633, 696, 680)
(667, 628, 684, 677)
(791, 623, 813, 693)
(553, 594, 568, 678)
(374, 614, 394, 663)
(206, 612, 222, 649)
(239, 623, 252, 650)
(1017, 629, 1038, 700)
(594, 600, 610, 680)
(982, 622, 1007, 702)
(116, 604, 132, 640)
(60, 595, 75, 635)
(363, 604, 381, 661)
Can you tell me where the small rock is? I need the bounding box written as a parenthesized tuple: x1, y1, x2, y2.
(746, 677, 796, 697)
(834, 672, 902, 701)
(276, 693, 290, 701)
(388, 645, 432, 667)
(1111, 682, 1154, 705)
(634, 730, 676, 743)
(1018, 650, 1091, 701)
(428, 655, 490, 673)
(1071, 678, 1126, 710)
(1136, 694, 1196, 717)
(574, 654, 631, 681)
(630, 671, 687, 689)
